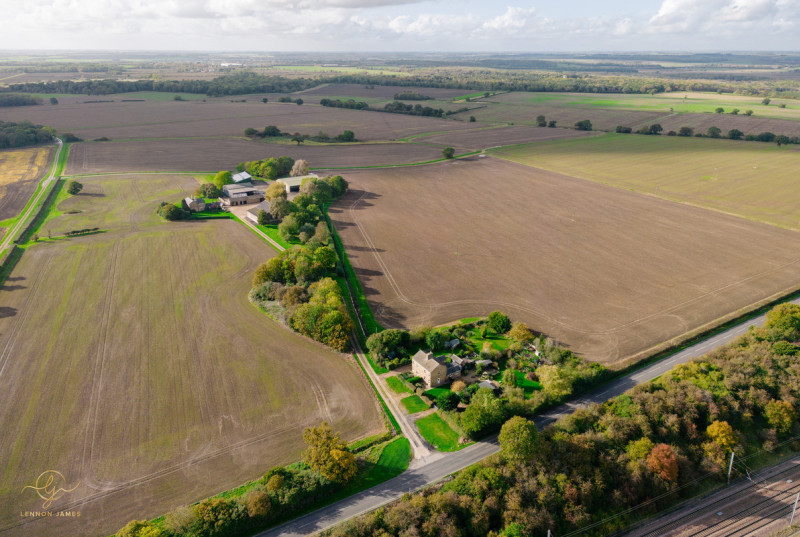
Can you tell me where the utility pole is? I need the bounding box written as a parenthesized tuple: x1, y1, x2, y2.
(547, 530, 552, 537)
(727, 452, 735, 484)
(791, 492, 800, 527)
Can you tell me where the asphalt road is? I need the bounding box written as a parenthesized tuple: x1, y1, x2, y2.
(0, 138, 62, 256)
(259, 300, 794, 537)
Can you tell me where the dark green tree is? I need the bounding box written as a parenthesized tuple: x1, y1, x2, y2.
(66, 180, 83, 195)
(488, 311, 511, 333)
(442, 147, 455, 159)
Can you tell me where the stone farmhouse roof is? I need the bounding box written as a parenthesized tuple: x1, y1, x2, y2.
(412, 350, 444, 374)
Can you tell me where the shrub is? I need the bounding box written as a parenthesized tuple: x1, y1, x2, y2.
(244, 490, 272, 518)
(193, 497, 244, 537)
(488, 311, 511, 333)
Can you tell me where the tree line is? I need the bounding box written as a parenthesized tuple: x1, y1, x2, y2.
(0, 94, 42, 107)
(322, 302, 800, 537)
(615, 123, 800, 145)
(320, 98, 446, 118)
(1, 72, 319, 97)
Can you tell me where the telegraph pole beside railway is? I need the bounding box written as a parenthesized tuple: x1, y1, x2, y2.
(791, 492, 800, 527)
(727, 452, 735, 484)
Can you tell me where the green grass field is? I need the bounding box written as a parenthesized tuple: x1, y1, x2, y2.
(492, 91, 800, 119)
(492, 133, 800, 230)
(401, 395, 429, 414)
(417, 413, 461, 452)
(385, 375, 412, 394)
(493, 370, 541, 398)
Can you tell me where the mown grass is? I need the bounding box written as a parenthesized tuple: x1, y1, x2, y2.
(417, 413, 461, 452)
(385, 375, 412, 394)
(423, 386, 451, 400)
(400, 395, 429, 414)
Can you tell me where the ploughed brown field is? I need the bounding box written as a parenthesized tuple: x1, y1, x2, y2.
(0, 146, 53, 222)
(0, 174, 382, 537)
(0, 98, 479, 141)
(64, 139, 447, 174)
(413, 125, 596, 150)
(331, 157, 800, 367)
(299, 83, 469, 100)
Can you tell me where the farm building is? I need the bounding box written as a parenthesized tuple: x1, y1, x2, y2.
(411, 350, 464, 388)
(184, 197, 206, 212)
(277, 174, 318, 193)
(232, 171, 252, 184)
(246, 200, 273, 224)
(221, 184, 264, 207)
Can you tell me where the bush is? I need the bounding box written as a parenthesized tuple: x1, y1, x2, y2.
(193, 497, 244, 537)
(437, 391, 461, 411)
(442, 147, 455, 159)
(66, 180, 83, 195)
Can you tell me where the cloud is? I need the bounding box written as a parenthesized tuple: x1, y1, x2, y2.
(0, 0, 798, 51)
(647, 0, 792, 35)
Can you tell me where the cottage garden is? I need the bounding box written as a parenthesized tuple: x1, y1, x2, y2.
(371, 312, 608, 443)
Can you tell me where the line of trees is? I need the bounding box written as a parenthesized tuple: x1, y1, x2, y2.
(0, 94, 42, 107)
(0, 120, 56, 149)
(615, 123, 800, 145)
(322, 303, 800, 537)
(244, 125, 357, 144)
(1, 72, 319, 97)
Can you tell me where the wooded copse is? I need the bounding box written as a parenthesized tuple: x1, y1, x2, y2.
(250, 175, 352, 350)
(324, 303, 800, 537)
(0, 120, 56, 149)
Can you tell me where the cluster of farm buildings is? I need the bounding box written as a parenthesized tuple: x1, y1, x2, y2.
(183, 171, 318, 223)
(411, 349, 497, 390)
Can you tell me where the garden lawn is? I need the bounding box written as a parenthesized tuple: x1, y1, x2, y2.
(423, 386, 452, 400)
(401, 395, 429, 414)
(494, 370, 541, 399)
(385, 375, 411, 394)
(417, 413, 461, 452)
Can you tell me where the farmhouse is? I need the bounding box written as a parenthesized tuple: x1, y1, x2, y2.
(232, 171, 252, 184)
(184, 197, 206, 212)
(277, 174, 319, 193)
(221, 184, 264, 207)
(411, 350, 463, 388)
(246, 200, 273, 223)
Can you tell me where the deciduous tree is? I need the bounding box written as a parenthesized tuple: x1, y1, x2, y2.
(302, 422, 358, 483)
(291, 159, 310, 176)
(499, 416, 538, 461)
(66, 180, 83, 195)
(647, 443, 679, 482)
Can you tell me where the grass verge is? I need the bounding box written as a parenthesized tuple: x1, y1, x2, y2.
(385, 376, 412, 394)
(416, 413, 462, 452)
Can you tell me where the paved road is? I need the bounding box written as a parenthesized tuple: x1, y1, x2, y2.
(0, 138, 62, 256)
(259, 299, 794, 536)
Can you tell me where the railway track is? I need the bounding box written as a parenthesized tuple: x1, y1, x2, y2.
(632, 457, 800, 537)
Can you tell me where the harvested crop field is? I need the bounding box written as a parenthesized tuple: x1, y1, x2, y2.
(413, 125, 596, 150)
(64, 139, 447, 174)
(0, 97, 478, 141)
(0, 174, 382, 537)
(299, 83, 469, 100)
(331, 157, 800, 366)
(491, 133, 800, 230)
(0, 146, 53, 221)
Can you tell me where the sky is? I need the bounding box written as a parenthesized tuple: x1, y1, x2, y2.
(1, 0, 798, 52)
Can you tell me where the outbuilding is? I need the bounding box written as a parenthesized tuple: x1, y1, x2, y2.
(277, 174, 319, 193)
(246, 200, 273, 223)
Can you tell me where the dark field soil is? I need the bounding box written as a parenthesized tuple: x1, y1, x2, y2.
(331, 157, 800, 367)
(0, 99, 478, 141)
(300, 83, 469, 100)
(415, 125, 596, 150)
(65, 139, 446, 174)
